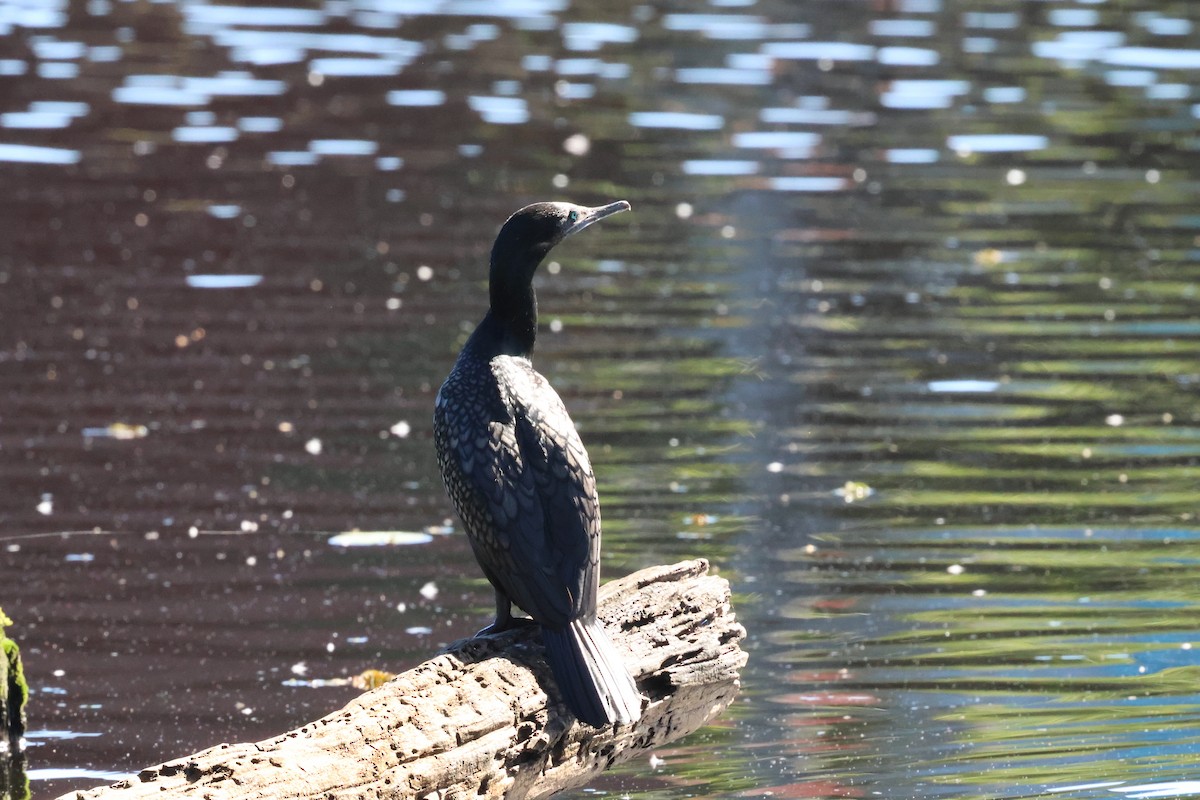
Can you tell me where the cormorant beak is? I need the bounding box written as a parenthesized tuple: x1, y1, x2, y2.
(562, 200, 631, 239)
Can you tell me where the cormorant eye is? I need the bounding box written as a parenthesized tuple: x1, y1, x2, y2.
(567, 210, 579, 224)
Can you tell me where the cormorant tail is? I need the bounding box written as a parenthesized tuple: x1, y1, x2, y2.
(541, 618, 641, 726)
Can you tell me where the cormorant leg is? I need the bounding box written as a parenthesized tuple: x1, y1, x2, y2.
(475, 589, 536, 636)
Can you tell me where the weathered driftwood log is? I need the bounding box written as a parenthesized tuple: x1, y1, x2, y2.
(60, 559, 745, 800)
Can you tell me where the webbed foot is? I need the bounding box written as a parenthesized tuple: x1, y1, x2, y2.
(475, 617, 538, 637)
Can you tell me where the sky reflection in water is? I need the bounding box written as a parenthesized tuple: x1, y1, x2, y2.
(4, 0, 1200, 798)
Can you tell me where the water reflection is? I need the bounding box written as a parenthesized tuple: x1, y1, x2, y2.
(629, 112, 725, 130)
(386, 89, 445, 106)
(5, 0, 1200, 798)
(1, 101, 89, 130)
(0, 144, 81, 164)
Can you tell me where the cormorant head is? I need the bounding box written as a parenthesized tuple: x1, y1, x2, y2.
(490, 200, 631, 281)
(484, 200, 630, 357)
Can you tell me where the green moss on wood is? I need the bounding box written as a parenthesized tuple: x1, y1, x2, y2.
(0, 608, 27, 743)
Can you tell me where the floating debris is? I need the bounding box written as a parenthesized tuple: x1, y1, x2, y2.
(327, 531, 433, 547)
(81, 422, 149, 440)
(834, 481, 874, 503)
(973, 248, 1004, 266)
(351, 669, 395, 690)
(282, 677, 351, 688)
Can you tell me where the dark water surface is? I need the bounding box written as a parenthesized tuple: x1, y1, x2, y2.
(4, 0, 1200, 797)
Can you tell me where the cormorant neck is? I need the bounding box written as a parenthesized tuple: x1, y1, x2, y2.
(468, 303, 535, 360)
(484, 247, 546, 359)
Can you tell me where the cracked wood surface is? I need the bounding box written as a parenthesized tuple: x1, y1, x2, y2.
(58, 559, 746, 800)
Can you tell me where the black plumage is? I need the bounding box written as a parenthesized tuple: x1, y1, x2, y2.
(433, 200, 641, 726)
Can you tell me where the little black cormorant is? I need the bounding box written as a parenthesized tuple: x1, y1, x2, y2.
(433, 200, 641, 726)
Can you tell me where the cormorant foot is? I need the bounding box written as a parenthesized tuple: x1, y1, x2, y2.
(475, 617, 538, 637)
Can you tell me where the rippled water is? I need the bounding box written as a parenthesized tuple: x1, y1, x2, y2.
(4, 0, 1200, 798)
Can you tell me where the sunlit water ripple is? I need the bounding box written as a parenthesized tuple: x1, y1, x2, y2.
(3, 0, 1200, 798)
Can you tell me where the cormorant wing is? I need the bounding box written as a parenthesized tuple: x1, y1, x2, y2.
(441, 355, 599, 628)
(508, 364, 599, 620)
